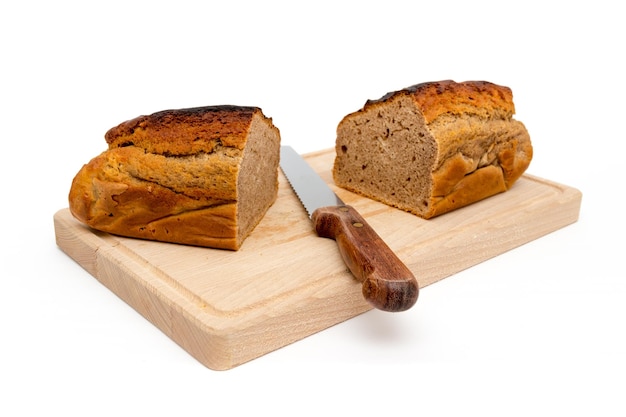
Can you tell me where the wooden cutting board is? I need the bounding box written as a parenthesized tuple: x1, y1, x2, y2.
(54, 148, 582, 370)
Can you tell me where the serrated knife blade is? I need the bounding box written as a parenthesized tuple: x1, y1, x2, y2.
(280, 146, 419, 312)
(279, 146, 344, 216)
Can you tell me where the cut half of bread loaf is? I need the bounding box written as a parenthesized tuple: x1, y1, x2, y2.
(69, 105, 281, 250)
(333, 80, 533, 219)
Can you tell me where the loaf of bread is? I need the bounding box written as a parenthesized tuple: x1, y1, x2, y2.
(333, 80, 533, 219)
(69, 105, 281, 250)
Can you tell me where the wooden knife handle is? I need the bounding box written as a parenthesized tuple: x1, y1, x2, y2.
(312, 205, 419, 312)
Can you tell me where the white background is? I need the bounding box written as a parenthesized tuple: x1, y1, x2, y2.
(2, 1, 624, 415)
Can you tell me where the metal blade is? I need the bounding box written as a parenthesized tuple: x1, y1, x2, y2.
(280, 146, 343, 218)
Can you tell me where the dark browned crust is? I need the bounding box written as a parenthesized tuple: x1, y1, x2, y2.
(365, 80, 515, 124)
(105, 105, 262, 155)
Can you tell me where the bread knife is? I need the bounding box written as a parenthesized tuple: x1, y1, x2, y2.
(279, 146, 419, 312)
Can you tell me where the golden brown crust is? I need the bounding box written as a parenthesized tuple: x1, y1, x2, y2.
(69, 106, 280, 250)
(333, 80, 532, 219)
(105, 105, 261, 154)
(366, 80, 515, 124)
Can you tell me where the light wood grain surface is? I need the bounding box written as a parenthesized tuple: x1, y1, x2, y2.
(54, 148, 582, 370)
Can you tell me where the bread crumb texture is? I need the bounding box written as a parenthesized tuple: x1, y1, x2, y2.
(333, 80, 533, 218)
(69, 106, 281, 250)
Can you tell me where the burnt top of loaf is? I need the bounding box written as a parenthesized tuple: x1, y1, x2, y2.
(104, 105, 265, 156)
(364, 80, 516, 124)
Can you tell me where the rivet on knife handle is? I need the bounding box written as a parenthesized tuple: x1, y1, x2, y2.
(312, 205, 419, 312)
